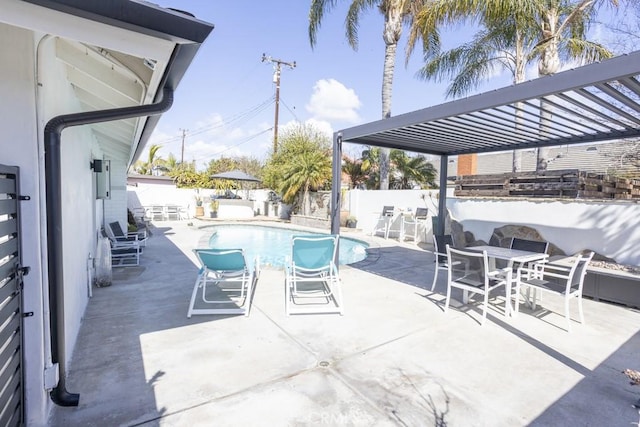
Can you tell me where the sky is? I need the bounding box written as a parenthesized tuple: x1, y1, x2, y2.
(146, 0, 626, 170)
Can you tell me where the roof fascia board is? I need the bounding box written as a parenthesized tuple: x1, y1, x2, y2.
(340, 51, 640, 143)
(22, 0, 213, 44)
(4, 1, 174, 61)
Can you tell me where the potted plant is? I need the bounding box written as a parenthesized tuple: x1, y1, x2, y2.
(194, 194, 204, 217)
(346, 215, 357, 228)
(209, 199, 219, 218)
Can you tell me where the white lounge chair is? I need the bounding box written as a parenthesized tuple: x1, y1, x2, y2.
(108, 221, 147, 247)
(285, 235, 343, 315)
(188, 249, 257, 317)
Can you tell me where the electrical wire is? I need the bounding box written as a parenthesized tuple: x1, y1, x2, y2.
(152, 95, 275, 146)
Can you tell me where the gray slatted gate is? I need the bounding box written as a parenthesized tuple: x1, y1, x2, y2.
(0, 165, 27, 426)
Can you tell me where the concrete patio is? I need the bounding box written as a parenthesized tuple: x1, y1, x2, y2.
(49, 220, 640, 426)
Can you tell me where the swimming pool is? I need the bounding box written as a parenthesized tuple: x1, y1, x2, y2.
(207, 224, 368, 268)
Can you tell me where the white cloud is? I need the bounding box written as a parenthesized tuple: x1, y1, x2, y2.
(306, 79, 361, 123)
(280, 118, 334, 140)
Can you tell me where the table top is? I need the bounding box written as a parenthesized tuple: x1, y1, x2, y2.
(467, 245, 549, 263)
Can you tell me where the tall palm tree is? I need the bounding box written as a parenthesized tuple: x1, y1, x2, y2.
(416, 0, 617, 171)
(309, 0, 437, 189)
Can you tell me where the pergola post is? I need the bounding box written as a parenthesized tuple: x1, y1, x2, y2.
(437, 155, 448, 236)
(330, 132, 342, 236)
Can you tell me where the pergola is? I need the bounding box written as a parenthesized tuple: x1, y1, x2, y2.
(331, 50, 640, 236)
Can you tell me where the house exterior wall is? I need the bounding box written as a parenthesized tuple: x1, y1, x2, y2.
(38, 32, 100, 410)
(1, 25, 104, 425)
(1, 24, 50, 426)
(105, 155, 129, 230)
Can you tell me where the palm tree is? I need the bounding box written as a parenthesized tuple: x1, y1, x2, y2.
(309, 0, 437, 190)
(133, 144, 163, 175)
(342, 156, 367, 189)
(360, 146, 381, 189)
(416, 0, 617, 171)
(390, 150, 438, 188)
(279, 149, 332, 216)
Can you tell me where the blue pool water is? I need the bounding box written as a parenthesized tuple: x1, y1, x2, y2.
(207, 225, 368, 268)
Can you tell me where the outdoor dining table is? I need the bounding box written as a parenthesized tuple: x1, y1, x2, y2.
(466, 245, 549, 316)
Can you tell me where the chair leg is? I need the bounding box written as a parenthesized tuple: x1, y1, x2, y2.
(577, 296, 585, 325)
(431, 265, 439, 291)
(444, 284, 451, 313)
(481, 292, 489, 325)
(187, 274, 203, 318)
(285, 276, 291, 316)
(565, 297, 572, 332)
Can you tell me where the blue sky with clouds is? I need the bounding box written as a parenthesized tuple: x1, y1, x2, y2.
(148, 0, 623, 169)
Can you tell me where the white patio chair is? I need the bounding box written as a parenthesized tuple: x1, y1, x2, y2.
(188, 248, 257, 317)
(515, 251, 594, 332)
(100, 228, 142, 267)
(401, 207, 429, 244)
(108, 221, 147, 247)
(165, 205, 180, 220)
(150, 205, 165, 221)
(431, 234, 453, 291)
(371, 205, 395, 239)
(285, 234, 343, 315)
(444, 246, 509, 325)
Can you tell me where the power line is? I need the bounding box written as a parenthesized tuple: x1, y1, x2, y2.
(151, 95, 275, 147)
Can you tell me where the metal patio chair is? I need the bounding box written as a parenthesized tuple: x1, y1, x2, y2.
(515, 251, 594, 332)
(444, 246, 509, 325)
(285, 234, 343, 315)
(188, 248, 257, 318)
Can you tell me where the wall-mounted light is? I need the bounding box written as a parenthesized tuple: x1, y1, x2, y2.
(90, 159, 103, 172)
(586, 146, 598, 152)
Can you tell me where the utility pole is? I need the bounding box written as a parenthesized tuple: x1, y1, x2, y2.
(179, 128, 188, 164)
(262, 53, 295, 154)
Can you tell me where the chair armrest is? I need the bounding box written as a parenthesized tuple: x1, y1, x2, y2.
(489, 267, 512, 279)
(517, 265, 570, 281)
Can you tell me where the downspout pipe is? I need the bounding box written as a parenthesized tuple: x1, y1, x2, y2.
(44, 87, 173, 406)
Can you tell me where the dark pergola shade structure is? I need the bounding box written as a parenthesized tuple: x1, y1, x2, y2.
(330, 50, 640, 236)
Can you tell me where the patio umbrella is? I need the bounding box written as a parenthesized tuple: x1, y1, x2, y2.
(211, 170, 261, 199)
(210, 170, 260, 182)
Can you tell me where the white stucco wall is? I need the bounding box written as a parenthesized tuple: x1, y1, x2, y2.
(447, 197, 640, 266)
(0, 26, 106, 424)
(347, 189, 446, 241)
(346, 189, 640, 266)
(1, 25, 49, 426)
(128, 184, 273, 219)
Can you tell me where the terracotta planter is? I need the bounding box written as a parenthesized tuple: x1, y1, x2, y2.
(195, 206, 204, 217)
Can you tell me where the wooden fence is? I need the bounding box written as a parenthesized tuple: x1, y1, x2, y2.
(455, 169, 640, 200)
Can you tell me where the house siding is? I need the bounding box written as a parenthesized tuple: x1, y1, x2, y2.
(1, 24, 49, 426)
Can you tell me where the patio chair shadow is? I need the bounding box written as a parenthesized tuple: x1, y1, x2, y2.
(348, 245, 434, 290)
